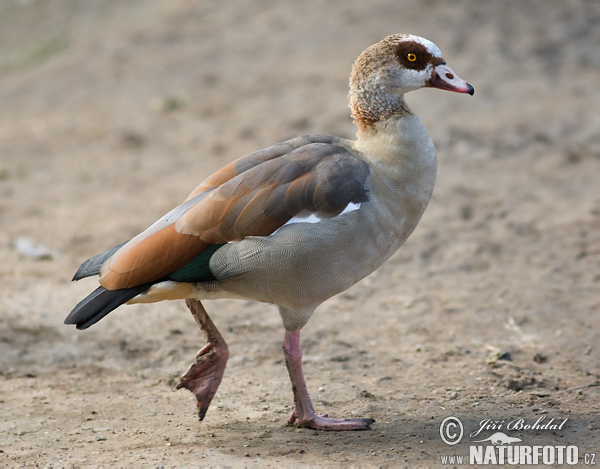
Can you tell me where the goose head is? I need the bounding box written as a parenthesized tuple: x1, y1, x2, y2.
(349, 34, 473, 128)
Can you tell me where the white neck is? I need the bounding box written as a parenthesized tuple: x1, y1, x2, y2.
(353, 112, 438, 218)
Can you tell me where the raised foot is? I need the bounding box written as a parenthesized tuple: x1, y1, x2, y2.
(288, 412, 374, 431)
(176, 341, 229, 421)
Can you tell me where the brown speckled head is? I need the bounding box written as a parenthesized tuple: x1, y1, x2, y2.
(349, 34, 473, 130)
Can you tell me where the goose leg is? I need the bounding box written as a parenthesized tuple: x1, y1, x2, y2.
(177, 299, 229, 421)
(283, 330, 374, 431)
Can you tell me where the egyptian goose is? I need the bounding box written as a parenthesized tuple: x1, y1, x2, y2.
(66, 34, 473, 431)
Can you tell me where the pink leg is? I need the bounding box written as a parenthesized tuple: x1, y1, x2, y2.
(177, 299, 229, 421)
(283, 330, 374, 431)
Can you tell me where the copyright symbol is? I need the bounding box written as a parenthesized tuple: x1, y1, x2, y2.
(440, 416, 463, 446)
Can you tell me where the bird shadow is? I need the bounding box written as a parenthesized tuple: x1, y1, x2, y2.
(191, 412, 599, 464)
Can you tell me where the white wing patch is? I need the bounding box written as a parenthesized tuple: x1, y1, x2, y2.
(272, 202, 362, 234)
(285, 212, 322, 225)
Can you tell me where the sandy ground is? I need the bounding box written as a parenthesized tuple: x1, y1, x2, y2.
(1, 0, 599, 466)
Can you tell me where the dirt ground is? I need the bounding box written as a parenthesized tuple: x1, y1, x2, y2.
(1, 0, 599, 466)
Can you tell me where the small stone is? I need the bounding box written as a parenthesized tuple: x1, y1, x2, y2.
(533, 353, 548, 364)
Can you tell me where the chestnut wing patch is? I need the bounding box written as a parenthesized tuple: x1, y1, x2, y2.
(177, 141, 370, 242)
(98, 136, 370, 290)
(184, 135, 338, 199)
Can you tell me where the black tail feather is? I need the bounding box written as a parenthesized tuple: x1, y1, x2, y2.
(65, 284, 149, 330)
(72, 241, 129, 281)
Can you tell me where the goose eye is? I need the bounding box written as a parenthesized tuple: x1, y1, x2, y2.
(407, 53, 417, 62)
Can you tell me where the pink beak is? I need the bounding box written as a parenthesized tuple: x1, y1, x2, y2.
(430, 63, 474, 95)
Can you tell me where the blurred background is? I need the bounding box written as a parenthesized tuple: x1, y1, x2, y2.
(1, 0, 598, 466)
